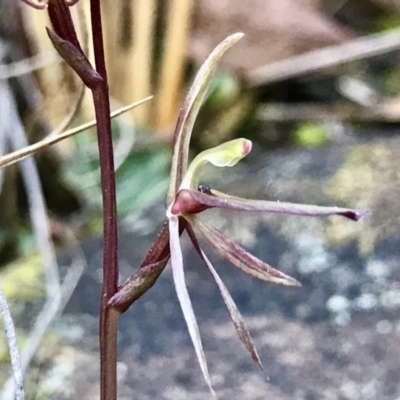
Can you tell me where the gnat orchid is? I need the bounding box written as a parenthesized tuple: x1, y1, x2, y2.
(110, 33, 367, 395)
(16, 3, 367, 396)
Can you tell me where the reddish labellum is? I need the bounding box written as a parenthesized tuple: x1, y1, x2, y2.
(171, 189, 213, 215)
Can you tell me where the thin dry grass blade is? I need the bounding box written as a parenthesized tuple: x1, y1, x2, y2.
(130, 0, 155, 125)
(0, 80, 60, 297)
(0, 52, 60, 80)
(0, 282, 24, 400)
(1, 224, 86, 400)
(186, 225, 263, 370)
(0, 96, 152, 169)
(155, 0, 193, 130)
(167, 33, 243, 203)
(191, 218, 300, 287)
(248, 28, 400, 87)
(168, 216, 215, 396)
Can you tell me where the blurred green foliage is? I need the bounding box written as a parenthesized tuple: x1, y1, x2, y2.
(383, 67, 400, 96)
(0, 253, 44, 300)
(374, 15, 400, 33)
(292, 122, 328, 148)
(206, 70, 240, 109)
(63, 118, 170, 229)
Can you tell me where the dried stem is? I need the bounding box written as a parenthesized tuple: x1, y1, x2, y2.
(0, 283, 24, 400)
(248, 28, 400, 86)
(0, 97, 152, 169)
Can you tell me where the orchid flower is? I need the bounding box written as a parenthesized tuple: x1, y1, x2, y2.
(110, 33, 368, 395)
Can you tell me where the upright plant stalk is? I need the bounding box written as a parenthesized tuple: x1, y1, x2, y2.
(46, 0, 119, 398)
(89, 2, 119, 399)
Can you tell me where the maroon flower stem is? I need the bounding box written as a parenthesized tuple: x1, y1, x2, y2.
(46, 1, 119, 397)
(90, 1, 119, 399)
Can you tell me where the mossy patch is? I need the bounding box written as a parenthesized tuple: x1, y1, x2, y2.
(0, 253, 44, 300)
(293, 122, 328, 148)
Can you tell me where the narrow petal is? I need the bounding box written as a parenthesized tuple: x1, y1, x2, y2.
(167, 33, 244, 203)
(168, 216, 215, 395)
(190, 218, 301, 286)
(186, 225, 263, 370)
(180, 189, 369, 221)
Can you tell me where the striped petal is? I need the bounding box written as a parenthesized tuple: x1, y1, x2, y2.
(190, 217, 300, 287)
(174, 189, 368, 221)
(186, 225, 263, 370)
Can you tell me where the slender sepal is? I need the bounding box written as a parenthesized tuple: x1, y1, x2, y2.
(167, 33, 244, 203)
(168, 216, 215, 395)
(186, 225, 263, 370)
(191, 218, 301, 286)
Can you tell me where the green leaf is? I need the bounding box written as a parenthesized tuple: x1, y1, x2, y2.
(116, 148, 169, 216)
